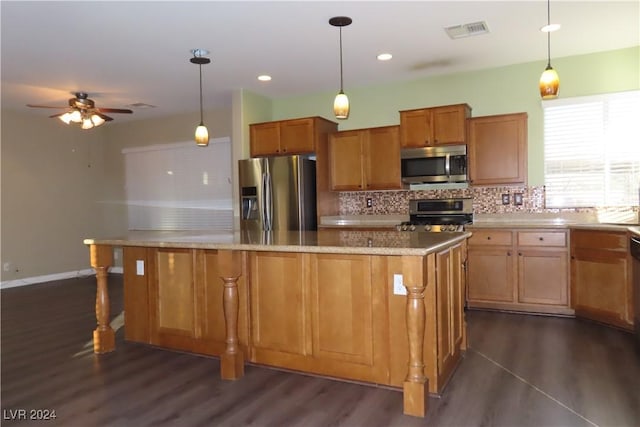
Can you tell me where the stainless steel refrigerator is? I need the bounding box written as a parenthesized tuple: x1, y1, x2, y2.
(239, 156, 317, 231)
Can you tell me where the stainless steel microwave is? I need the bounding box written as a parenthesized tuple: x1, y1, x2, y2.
(401, 144, 467, 184)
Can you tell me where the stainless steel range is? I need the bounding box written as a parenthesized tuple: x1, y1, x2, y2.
(397, 198, 473, 232)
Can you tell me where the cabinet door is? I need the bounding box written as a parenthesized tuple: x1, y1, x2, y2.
(250, 122, 281, 156)
(249, 252, 310, 357)
(365, 126, 401, 190)
(467, 247, 515, 303)
(432, 105, 467, 145)
(149, 248, 197, 351)
(309, 254, 374, 367)
(435, 249, 453, 376)
(518, 249, 568, 306)
(328, 130, 365, 191)
(280, 118, 315, 154)
(400, 109, 431, 147)
(468, 113, 527, 185)
(572, 249, 631, 329)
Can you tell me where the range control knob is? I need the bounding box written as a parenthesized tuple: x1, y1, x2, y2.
(395, 224, 403, 231)
(409, 224, 416, 231)
(423, 224, 432, 232)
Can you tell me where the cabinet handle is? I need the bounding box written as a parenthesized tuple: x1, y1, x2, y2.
(282, 148, 287, 153)
(487, 236, 491, 240)
(518, 252, 522, 256)
(507, 252, 511, 256)
(539, 237, 544, 241)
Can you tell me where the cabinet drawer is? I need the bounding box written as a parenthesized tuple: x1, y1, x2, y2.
(469, 230, 512, 246)
(517, 231, 566, 247)
(571, 230, 626, 251)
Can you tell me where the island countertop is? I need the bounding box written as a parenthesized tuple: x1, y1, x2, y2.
(84, 229, 471, 256)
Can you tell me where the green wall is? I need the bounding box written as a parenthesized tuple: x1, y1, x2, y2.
(259, 46, 639, 186)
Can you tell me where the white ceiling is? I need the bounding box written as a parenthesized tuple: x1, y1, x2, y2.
(1, 1, 638, 124)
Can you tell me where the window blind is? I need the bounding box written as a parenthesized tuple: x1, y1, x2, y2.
(543, 90, 640, 208)
(123, 138, 232, 230)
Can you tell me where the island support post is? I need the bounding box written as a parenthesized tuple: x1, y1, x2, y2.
(402, 255, 429, 417)
(89, 244, 115, 353)
(218, 250, 244, 380)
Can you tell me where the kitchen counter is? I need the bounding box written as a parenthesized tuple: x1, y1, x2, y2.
(84, 228, 469, 256)
(84, 227, 471, 418)
(319, 214, 408, 228)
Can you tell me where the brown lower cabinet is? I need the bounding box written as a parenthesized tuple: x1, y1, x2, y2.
(122, 241, 467, 395)
(571, 229, 633, 330)
(467, 228, 571, 315)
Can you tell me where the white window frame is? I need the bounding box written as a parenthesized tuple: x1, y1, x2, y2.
(542, 90, 640, 208)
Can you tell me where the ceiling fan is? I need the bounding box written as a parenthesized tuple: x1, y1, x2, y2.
(27, 92, 133, 129)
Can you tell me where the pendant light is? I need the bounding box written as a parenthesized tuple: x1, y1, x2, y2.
(539, 0, 560, 99)
(190, 49, 211, 146)
(329, 16, 352, 120)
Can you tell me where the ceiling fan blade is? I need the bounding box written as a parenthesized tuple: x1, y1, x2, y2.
(96, 108, 133, 114)
(96, 113, 114, 122)
(27, 104, 68, 109)
(48, 112, 67, 118)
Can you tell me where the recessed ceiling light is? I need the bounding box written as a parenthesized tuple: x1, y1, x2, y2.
(258, 75, 272, 82)
(377, 53, 392, 61)
(540, 23, 561, 32)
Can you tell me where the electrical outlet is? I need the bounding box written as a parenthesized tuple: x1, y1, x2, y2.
(393, 274, 407, 295)
(501, 194, 510, 205)
(366, 197, 373, 208)
(3, 262, 11, 272)
(136, 260, 145, 276)
(514, 193, 524, 205)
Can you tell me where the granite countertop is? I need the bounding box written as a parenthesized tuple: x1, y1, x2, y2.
(84, 229, 470, 256)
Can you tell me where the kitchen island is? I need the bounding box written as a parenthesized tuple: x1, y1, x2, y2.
(84, 229, 470, 418)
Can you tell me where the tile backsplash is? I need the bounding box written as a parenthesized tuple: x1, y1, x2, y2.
(338, 186, 638, 220)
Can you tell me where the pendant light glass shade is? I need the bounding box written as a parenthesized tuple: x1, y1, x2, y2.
(540, 0, 559, 99)
(539, 64, 560, 99)
(190, 49, 211, 147)
(195, 123, 209, 146)
(330, 17, 352, 120)
(334, 91, 349, 120)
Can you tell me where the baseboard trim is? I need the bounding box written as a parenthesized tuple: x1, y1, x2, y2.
(1, 267, 123, 289)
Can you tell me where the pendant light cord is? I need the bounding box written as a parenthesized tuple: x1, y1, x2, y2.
(339, 26, 344, 92)
(198, 63, 204, 125)
(546, 0, 551, 67)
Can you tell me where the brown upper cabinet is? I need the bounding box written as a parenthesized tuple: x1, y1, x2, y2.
(399, 104, 471, 148)
(468, 112, 528, 186)
(250, 116, 338, 157)
(328, 125, 402, 191)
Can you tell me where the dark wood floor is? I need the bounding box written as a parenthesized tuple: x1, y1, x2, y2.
(2, 276, 639, 427)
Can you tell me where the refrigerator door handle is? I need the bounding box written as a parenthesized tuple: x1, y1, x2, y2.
(266, 172, 273, 230)
(260, 173, 268, 230)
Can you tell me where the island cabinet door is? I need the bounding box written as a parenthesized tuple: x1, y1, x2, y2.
(309, 253, 387, 383)
(248, 252, 312, 365)
(148, 248, 198, 352)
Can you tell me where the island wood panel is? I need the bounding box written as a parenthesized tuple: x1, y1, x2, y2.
(248, 252, 310, 359)
(123, 246, 151, 343)
(148, 248, 198, 352)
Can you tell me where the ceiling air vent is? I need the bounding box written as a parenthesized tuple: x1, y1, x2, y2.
(445, 21, 490, 39)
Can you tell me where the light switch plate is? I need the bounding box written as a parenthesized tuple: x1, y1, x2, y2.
(393, 274, 407, 295)
(514, 193, 523, 205)
(136, 260, 145, 276)
(501, 194, 510, 205)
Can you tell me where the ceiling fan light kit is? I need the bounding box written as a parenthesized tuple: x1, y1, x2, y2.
(539, 0, 560, 99)
(27, 91, 132, 129)
(330, 16, 352, 120)
(190, 48, 211, 147)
